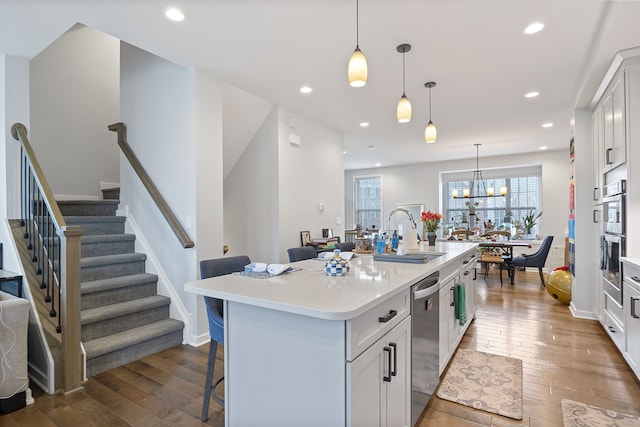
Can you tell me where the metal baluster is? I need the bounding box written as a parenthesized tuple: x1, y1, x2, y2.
(53, 232, 60, 332)
(25, 166, 32, 244)
(42, 210, 50, 291)
(35, 188, 43, 274)
(20, 149, 25, 227)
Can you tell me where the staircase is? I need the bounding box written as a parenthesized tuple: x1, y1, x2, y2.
(52, 198, 184, 377)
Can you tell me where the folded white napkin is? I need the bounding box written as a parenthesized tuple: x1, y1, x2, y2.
(244, 262, 291, 276)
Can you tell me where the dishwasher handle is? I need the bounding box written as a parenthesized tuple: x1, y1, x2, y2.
(413, 284, 440, 300)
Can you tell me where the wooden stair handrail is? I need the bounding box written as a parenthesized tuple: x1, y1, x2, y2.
(108, 122, 195, 249)
(11, 122, 84, 392)
(11, 123, 66, 229)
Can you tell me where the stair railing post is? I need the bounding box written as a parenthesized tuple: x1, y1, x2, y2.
(58, 225, 84, 392)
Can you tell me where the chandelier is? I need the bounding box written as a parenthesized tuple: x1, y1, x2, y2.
(452, 144, 507, 198)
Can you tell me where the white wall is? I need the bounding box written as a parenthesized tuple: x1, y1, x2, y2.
(571, 110, 595, 318)
(120, 43, 210, 342)
(345, 149, 570, 245)
(29, 24, 120, 199)
(277, 108, 345, 263)
(224, 107, 279, 263)
(1, 55, 30, 271)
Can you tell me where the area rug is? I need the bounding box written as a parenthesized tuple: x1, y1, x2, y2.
(562, 399, 640, 426)
(436, 349, 523, 420)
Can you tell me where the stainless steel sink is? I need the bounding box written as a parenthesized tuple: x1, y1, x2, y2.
(372, 252, 446, 263)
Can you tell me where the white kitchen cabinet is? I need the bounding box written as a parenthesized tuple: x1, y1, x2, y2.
(601, 73, 626, 172)
(592, 107, 603, 201)
(624, 279, 640, 379)
(348, 315, 411, 427)
(622, 259, 640, 380)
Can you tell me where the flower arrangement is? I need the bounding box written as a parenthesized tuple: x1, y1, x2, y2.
(421, 210, 443, 232)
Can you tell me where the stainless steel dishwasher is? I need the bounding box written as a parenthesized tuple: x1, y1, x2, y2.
(411, 271, 440, 426)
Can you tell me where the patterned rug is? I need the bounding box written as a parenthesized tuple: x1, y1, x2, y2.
(562, 399, 640, 426)
(436, 349, 523, 420)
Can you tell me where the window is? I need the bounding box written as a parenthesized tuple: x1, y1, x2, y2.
(354, 176, 382, 230)
(442, 166, 541, 233)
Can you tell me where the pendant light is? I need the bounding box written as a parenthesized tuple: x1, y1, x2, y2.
(348, 0, 367, 87)
(396, 44, 412, 123)
(424, 81, 437, 143)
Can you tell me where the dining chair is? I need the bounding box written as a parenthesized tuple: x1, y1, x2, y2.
(512, 236, 554, 285)
(335, 241, 355, 252)
(478, 248, 506, 283)
(287, 246, 317, 262)
(199, 255, 251, 422)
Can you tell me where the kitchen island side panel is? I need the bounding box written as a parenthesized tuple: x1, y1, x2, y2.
(226, 300, 347, 427)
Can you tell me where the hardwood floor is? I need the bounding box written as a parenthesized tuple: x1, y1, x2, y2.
(1, 271, 638, 426)
(418, 271, 640, 426)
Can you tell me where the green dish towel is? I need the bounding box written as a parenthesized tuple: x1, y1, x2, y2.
(455, 282, 467, 326)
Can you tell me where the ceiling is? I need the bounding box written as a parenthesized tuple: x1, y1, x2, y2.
(2, 1, 640, 170)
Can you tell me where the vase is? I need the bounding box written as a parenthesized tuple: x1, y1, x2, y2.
(427, 232, 437, 246)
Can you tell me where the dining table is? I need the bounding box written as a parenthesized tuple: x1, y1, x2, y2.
(478, 240, 532, 284)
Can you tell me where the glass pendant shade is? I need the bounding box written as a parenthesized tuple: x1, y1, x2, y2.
(424, 120, 437, 143)
(397, 95, 412, 123)
(348, 47, 368, 87)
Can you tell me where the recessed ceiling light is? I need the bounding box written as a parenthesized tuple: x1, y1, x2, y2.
(524, 22, 544, 34)
(343, 150, 347, 154)
(300, 86, 312, 94)
(524, 91, 539, 98)
(375, 163, 382, 167)
(541, 122, 553, 128)
(360, 122, 370, 127)
(539, 146, 548, 150)
(165, 8, 185, 22)
(367, 145, 375, 150)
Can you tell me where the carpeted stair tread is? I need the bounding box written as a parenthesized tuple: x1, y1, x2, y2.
(81, 253, 146, 267)
(83, 318, 184, 359)
(81, 295, 170, 325)
(65, 216, 126, 223)
(82, 234, 136, 244)
(58, 200, 119, 216)
(81, 273, 158, 296)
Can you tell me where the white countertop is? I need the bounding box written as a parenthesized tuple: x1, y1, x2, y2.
(184, 241, 477, 320)
(621, 257, 640, 267)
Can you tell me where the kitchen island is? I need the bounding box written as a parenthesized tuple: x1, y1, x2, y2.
(185, 241, 477, 427)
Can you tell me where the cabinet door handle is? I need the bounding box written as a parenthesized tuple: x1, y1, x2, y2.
(389, 342, 397, 377)
(631, 297, 640, 319)
(378, 310, 397, 323)
(593, 209, 600, 223)
(606, 148, 614, 165)
(383, 346, 392, 382)
(450, 286, 456, 307)
(593, 187, 599, 201)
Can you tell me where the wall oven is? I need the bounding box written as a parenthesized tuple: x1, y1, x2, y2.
(601, 233, 624, 306)
(601, 180, 626, 307)
(602, 180, 625, 235)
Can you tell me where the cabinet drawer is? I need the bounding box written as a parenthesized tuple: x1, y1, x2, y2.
(346, 289, 409, 361)
(622, 261, 640, 287)
(604, 310, 625, 351)
(605, 291, 624, 326)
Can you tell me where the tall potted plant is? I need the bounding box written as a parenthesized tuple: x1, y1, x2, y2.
(522, 210, 542, 237)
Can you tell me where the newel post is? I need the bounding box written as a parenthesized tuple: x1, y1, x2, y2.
(59, 225, 84, 392)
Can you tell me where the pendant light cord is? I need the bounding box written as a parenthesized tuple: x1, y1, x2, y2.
(428, 85, 432, 120)
(356, 0, 360, 47)
(402, 50, 406, 95)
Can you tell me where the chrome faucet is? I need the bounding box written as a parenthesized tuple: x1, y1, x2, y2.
(387, 208, 417, 234)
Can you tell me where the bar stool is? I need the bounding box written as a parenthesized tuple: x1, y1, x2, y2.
(199, 255, 250, 421)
